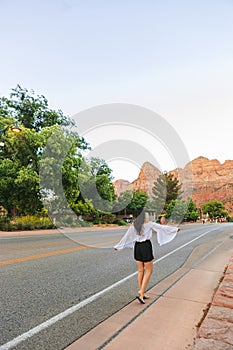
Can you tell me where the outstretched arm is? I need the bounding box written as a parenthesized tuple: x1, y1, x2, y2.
(150, 222, 180, 246)
(114, 226, 136, 250)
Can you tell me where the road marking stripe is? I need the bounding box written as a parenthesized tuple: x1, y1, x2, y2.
(0, 240, 68, 250)
(0, 240, 117, 267)
(0, 228, 217, 350)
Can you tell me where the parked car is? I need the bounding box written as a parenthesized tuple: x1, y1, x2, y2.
(122, 217, 133, 223)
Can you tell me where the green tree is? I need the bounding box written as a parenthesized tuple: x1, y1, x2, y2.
(1, 85, 74, 131)
(76, 157, 116, 213)
(152, 172, 183, 213)
(0, 158, 23, 217)
(40, 126, 87, 218)
(127, 190, 148, 216)
(113, 190, 133, 215)
(0, 124, 84, 217)
(166, 199, 187, 223)
(185, 198, 199, 222)
(166, 198, 199, 223)
(0, 126, 47, 216)
(202, 201, 227, 219)
(0, 86, 119, 223)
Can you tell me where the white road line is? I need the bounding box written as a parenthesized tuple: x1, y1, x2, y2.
(0, 227, 217, 350)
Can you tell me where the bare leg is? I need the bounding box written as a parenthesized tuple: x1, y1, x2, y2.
(138, 261, 153, 299)
(136, 261, 145, 290)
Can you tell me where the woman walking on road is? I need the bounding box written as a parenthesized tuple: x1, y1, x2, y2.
(114, 210, 180, 304)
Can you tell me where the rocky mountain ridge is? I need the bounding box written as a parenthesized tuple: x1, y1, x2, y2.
(113, 156, 233, 215)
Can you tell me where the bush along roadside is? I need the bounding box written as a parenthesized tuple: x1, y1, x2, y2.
(0, 215, 56, 231)
(0, 215, 128, 231)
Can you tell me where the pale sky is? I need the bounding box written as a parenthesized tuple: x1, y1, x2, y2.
(1, 0, 233, 181)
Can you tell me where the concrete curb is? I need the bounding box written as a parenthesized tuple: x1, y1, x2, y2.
(192, 255, 233, 349)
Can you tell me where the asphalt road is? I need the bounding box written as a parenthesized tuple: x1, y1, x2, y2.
(1, 223, 233, 350)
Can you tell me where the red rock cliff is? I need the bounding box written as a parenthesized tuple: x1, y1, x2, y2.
(113, 156, 233, 215)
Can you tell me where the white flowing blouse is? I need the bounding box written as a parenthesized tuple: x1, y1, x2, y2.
(114, 222, 179, 250)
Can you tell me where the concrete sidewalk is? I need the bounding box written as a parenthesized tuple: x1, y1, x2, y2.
(193, 254, 233, 350)
(66, 238, 233, 350)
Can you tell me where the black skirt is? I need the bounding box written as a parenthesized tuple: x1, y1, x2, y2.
(134, 240, 154, 262)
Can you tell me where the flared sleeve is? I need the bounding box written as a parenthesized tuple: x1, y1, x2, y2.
(114, 226, 136, 250)
(149, 222, 179, 246)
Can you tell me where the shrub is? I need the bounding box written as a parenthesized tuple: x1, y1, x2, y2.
(76, 219, 91, 227)
(93, 219, 102, 225)
(0, 217, 9, 230)
(0, 215, 56, 231)
(113, 219, 127, 226)
(64, 216, 74, 225)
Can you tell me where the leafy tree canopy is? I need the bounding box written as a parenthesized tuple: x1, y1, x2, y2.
(185, 198, 199, 222)
(202, 201, 227, 219)
(73, 157, 116, 214)
(0, 85, 75, 131)
(126, 190, 148, 216)
(166, 199, 187, 223)
(152, 172, 183, 213)
(0, 87, 100, 219)
(166, 198, 199, 223)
